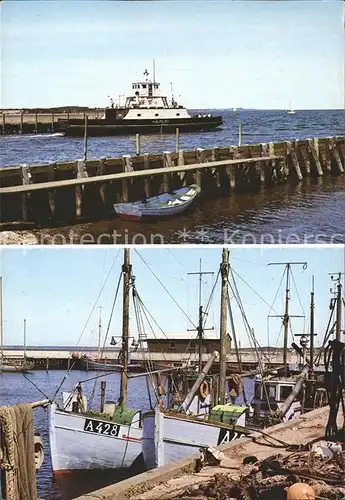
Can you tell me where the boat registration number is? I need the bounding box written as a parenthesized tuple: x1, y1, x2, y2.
(83, 418, 120, 437)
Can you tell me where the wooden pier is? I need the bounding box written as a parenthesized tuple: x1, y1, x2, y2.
(0, 136, 343, 228)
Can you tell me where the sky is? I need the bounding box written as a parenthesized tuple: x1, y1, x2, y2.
(1, 1, 344, 110)
(1, 246, 344, 350)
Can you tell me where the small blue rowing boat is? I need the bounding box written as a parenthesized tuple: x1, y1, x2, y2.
(113, 184, 200, 221)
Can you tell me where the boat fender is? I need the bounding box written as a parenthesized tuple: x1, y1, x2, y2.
(34, 434, 44, 470)
(199, 380, 210, 399)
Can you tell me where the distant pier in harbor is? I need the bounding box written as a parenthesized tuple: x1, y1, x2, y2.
(2, 344, 320, 372)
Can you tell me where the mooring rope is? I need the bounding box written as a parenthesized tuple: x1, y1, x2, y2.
(0, 403, 37, 500)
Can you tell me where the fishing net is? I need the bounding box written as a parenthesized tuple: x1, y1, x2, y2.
(0, 403, 37, 500)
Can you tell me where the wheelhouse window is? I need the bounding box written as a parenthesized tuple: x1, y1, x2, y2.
(280, 385, 293, 401)
(267, 384, 277, 401)
(254, 383, 261, 399)
(142, 84, 147, 89)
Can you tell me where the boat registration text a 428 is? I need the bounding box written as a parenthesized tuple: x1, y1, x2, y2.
(83, 418, 120, 437)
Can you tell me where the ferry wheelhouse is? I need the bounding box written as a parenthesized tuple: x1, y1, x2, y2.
(58, 70, 223, 136)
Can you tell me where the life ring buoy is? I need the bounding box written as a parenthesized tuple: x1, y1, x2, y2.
(199, 380, 210, 399)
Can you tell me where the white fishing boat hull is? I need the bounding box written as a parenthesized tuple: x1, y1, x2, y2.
(142, 407, 246, 469)
(49, 403, 143, 473)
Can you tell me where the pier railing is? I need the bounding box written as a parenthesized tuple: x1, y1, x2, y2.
(0, 136, 343, 227)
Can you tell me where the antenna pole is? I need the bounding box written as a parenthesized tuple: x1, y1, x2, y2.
(120, 249, 131, 408)
(219, 249, 229, 404)
(153, 58, 156, 84)
(188, 261, 214, 374)
(283, 264, 291, 375)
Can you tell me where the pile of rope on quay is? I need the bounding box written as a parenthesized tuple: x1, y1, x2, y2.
(178, 448, 345, 500)
(0, 403, 37, 500)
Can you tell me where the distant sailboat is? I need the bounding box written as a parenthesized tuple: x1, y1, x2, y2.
(287, 101, 296, 114)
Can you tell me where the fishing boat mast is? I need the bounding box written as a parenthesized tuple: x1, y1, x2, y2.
(119, 248, 131, 408)
(0, 277, 3, 370)
(97, 306, 102, 359)
(268, 262, 307, 377)
(309, 277, 315, 375)
(219, 249, 229, 404)
(335, 272, 342, 341)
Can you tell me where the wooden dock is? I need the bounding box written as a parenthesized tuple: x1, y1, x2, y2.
(0, 136, 343, 227)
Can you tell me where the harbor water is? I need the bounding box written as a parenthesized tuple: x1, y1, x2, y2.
(0, 370, 254, 499)
(1, 109, 344, 243)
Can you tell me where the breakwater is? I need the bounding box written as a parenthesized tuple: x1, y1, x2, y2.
(0, 110, 101, 135)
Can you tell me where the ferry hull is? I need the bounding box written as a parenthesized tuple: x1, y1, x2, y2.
(49, 404, 143, 472)
(142, 408, 245, 469)
(58, 117, 223, 137)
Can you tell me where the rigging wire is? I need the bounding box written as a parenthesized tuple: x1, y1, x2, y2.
(202, 269, 220, 329)
(290, 269, 306, 333)
(167, 248, 192, 274)
(0, 354, 50, 400)
(227, 270, 273, 414)
(132, 288, 160, 405)
(266, 267, 287, 348)
(52, 250, 121, 402)
(228, 268, 263, 356)
(134, 249, 197, 329)
(100, 272, 123, 355)
(231, 266, 283, 317)
(77, 249, 121, 350)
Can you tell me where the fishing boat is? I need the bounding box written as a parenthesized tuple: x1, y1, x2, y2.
(57, 68, 223, 137)
(49, 250, 145, 474)
(113, 184, 200, 221)
(113, 185, 200, 221)
(142, 250, 250, 469)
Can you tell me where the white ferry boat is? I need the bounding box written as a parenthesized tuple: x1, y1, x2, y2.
(58, 70, 223, 136)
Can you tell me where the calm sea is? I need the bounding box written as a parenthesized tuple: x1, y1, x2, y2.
(0, 369, 253, 499)
(1, 109, 344, 243)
